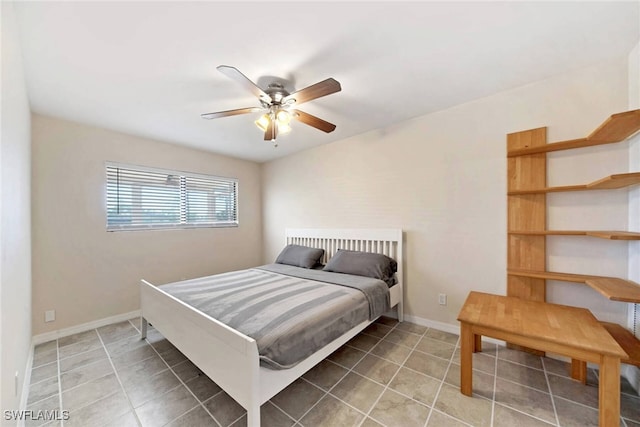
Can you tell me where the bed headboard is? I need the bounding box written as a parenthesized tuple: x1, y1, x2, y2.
(285, 228, 404, 286)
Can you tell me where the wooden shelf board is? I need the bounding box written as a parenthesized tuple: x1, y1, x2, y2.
(507, 109, 640, 157)
(509, 230, 586, 236)
(507, 269, 640, 303)
(508, 230, 640, 240)
(586, 231, 640, 240)
(588, 110, 640, 142)
(507, 138, 608, 157)
(587, 172, 640, 190)
(507, 172, 640, 195)
(599, 322, 640, 368)
(586, 277, 640, 303)
(508, 269, 593, 283)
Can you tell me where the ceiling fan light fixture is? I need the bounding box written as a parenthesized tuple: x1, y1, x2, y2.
(254, 114, 271, 132)
(276, 109, 291, 125)
(278, 122, 292, 134)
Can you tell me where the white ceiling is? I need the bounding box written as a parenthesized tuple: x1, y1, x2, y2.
(13, 1, 640, 163)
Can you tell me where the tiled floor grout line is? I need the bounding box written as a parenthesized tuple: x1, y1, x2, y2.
(455, 348, 563, 427)
(56, 330, 104, 359)
(95, 328, 144, 427)
(340, 325, 421, 423)
(67, 390, 124, 424)
(25, 384, 67, 410)
(312, 356, 396, 422)
(343, 333, 405, 426)
(259, 401, 298, 426)
(51, 346, 141, 422)
(29, 362, 58, 387)
(295, 323, 402, 427)
(55, 339, 64, 427)
(552, 393, 604, 412)
(432, 408, 475, 426)
(489, 342, 499, 426)
(541, 357, 562, 427)
(422, 333, 459, 427)
(32, 348, 59, 370)
(493, 402, 557, 426)
(491, 352, 569, 427)
(362, 323, 431, 426)
(268, 403, 301, 426)
(136, 382, 191, 425)
(489, 368, 558, 396)
(296, 337, 383, 426)
(139, 334, 224, 426)
(345, 323, 418, 427)
(323, 343, 479, 426)
(126, 319, 224, 427)
(56, 345, 104, 364)
(347, 326, 481, 427)
(57, 362, 113, 395)
(491, 354, 570, 427)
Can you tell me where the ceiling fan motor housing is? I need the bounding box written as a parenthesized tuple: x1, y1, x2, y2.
(263, 83, 290, 107)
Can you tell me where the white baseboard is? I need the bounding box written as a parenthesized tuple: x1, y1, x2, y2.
(32, 310, 141, 345)
(403, 313, 506, 347)
(403, 314, 459, 335)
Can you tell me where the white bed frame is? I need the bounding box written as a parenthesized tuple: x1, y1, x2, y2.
(140, 228, 403, 427)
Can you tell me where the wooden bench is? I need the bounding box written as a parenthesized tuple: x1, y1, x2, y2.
(457, 291, 628, 427)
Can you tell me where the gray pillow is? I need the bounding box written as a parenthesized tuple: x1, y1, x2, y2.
(323, 250, 398, 286)
(275, 244, 325, 269)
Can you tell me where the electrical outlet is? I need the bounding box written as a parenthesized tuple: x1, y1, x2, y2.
(438, 293, 447, 305)
(45, 310, 55, 322)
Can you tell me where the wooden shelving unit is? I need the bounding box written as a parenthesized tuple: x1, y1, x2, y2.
(506, 108, 640, 369)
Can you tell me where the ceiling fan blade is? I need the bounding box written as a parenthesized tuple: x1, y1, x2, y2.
(217, 65, 270, 101)
(201, 107, 262, 119)
(264, 118, 277, 141)
(283, 78, 341, 105)
(292, 109, 337, 133)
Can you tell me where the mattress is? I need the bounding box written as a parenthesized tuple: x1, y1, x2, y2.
(159, 263, 390, 369)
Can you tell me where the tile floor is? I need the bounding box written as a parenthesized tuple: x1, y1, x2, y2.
(26, 317, 640, 427)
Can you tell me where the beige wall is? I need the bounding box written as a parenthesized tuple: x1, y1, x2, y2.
(262, 59, 631, 327)
(31, 115, 263, 334)
(1, 1, 33, 412)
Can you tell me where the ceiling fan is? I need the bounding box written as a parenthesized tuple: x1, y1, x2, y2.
(201, 65, 341, 145)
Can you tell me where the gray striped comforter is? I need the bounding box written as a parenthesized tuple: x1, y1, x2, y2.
(159, 264, 390, 369)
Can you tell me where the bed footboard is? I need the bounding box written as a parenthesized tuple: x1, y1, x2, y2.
(140, 280, 261, 426)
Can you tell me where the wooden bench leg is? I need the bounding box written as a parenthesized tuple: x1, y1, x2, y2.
(474, 334, 482, 353)
(570, 359, 587, 385)
(599, 355, 620, 427)
(460, 323, 473, 396)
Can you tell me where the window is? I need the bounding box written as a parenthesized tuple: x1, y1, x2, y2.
(106, 162, 238, 231)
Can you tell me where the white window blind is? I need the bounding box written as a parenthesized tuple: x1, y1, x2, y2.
(106, 162, 238, 231)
